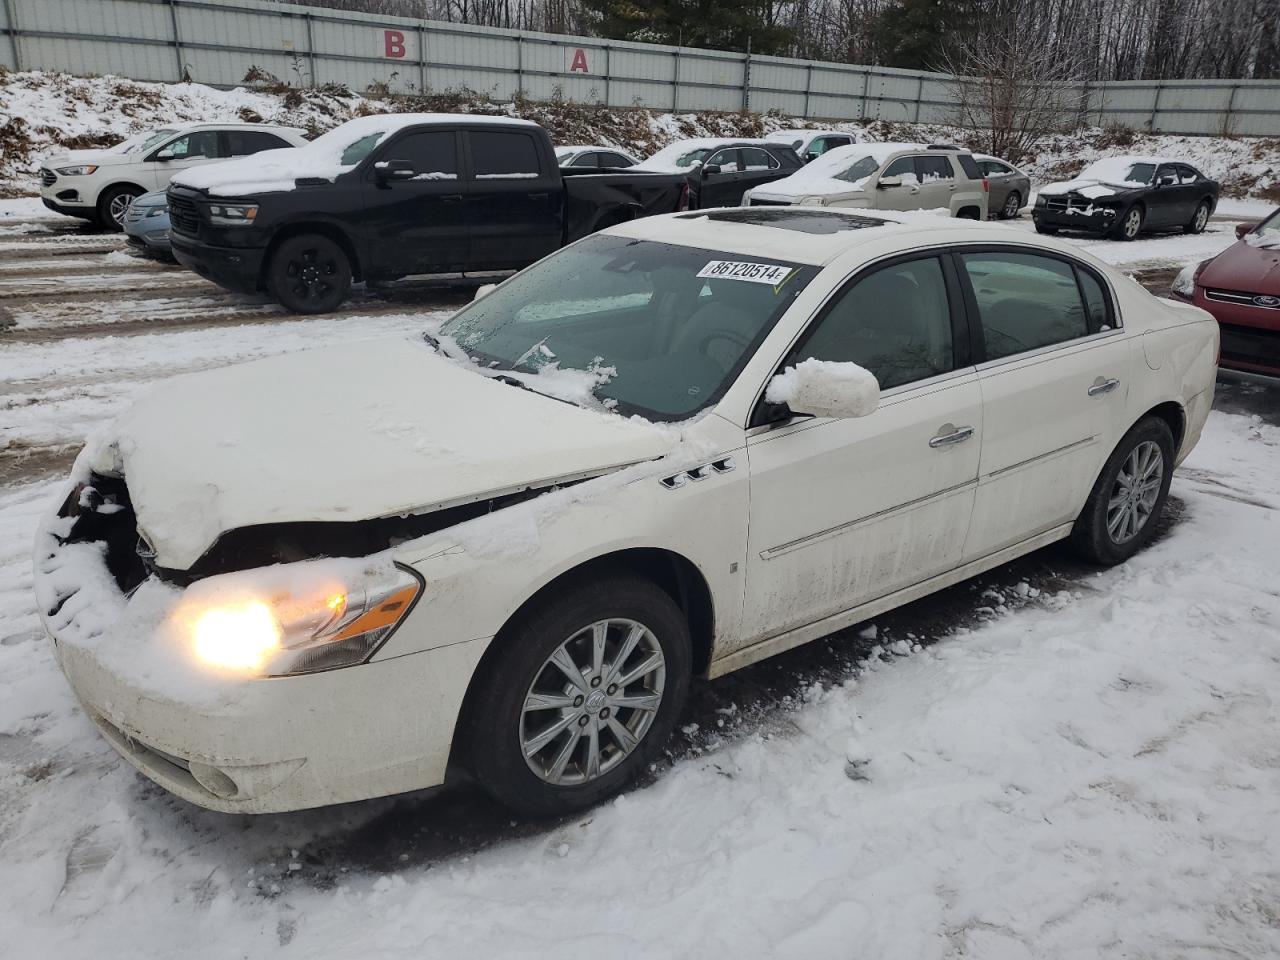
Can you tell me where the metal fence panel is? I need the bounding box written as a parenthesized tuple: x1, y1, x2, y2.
(3, 0, 1279, 136)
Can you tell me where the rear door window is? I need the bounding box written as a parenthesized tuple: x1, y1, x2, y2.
(223, 130, 290, 157)
(739, 148, 779, 171)
(598, 152, 632, 167)
(1176, 164, 1200, 185)
(960, 251, 1094, 361)
(917, 155, 955, 182)
(470, 131, 543, 179)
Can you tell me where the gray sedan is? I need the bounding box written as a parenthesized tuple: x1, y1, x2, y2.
(121, 189, 173, 259)
(977, 155, 1032, 220)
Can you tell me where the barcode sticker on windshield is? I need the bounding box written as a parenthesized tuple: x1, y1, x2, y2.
(697, 261, 793, 285)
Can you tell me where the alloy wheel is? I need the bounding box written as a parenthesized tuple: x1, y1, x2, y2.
(1003, 193, 1019, 218)
(520, 618, 666, 786)
(285, 249, 337, 303)
(109, 193, 136, 226)
(1193, 204, 1209, 232)
(1106, 440, 1163, 544)
(1123, 208, 1142, 239)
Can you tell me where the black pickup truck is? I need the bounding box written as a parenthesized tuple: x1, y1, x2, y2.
(167, 115, 691, 312)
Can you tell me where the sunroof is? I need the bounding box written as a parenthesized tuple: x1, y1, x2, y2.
(677, 208, 887, 234)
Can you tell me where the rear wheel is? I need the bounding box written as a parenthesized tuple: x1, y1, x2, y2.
(1113, 205, 1144, 241)
(266, 233, 352, 314)
(1070, 416, 1175, 565)
(96, 185, 143, 231)
(1000, 191, 1022, 219)
(1184, 200, 1210, 235)
(463, 576, 692, 817)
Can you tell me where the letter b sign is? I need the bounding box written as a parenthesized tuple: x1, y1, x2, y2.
(385, 29, 406, 59)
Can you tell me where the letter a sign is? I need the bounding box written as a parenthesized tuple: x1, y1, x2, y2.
(565, 47, 591, 74)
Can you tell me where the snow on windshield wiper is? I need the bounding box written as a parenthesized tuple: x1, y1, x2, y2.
(422, 331, 441, 351)
(490, 373, 575, 406)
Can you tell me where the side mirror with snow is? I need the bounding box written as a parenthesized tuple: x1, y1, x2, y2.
(876, 175, 903, 189)
(1236, 222, 1259, 240)
(765, 359, 880, 420)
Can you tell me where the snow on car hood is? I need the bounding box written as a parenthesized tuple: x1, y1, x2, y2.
(1200, 234, 1280, 291)
(1039, 157, 1161, 199)
(41, 147, 133, 169)
(93, 338, 676, 570)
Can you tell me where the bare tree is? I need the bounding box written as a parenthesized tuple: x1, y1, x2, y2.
(939, 31, 1085, 164)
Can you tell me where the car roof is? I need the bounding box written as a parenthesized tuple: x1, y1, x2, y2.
(605, 207, 1102, 269)
(766, 129, 851, 142)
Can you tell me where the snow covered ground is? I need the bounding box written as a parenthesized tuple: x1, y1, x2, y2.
(1, 203, 1279, 958)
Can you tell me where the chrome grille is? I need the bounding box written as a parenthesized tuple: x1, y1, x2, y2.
(40, 167, 56, 187)
(1044, 195, 1094, 213)
(1206, 288, 1280, 310)
(168, 196, 200, 236)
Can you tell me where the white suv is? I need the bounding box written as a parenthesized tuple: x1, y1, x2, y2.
(40, 123, 308, 229)
(743, 142, 989, 219)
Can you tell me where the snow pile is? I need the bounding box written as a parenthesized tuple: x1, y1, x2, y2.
(766, 357, 880, 417)
(1038, 155, 1164, 198)
(174, 114, 534, 195)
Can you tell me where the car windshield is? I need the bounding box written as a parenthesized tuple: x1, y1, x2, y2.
(132, 128, 180, 153)
(438, 234, 817, 421)
(786, 147, 885, 186)
(1077, 159, 1156, 185)
(1258, 209, 1280, 235)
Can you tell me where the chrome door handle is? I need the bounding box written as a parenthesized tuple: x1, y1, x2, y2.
(1088, 377, 1120, 396)
(929, 425, 975, 448)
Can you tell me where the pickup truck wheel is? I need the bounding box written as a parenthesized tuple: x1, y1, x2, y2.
(96, 185, 143, 231)
(267, 234, 352, 314)
(1070, 416, 1174, 566)
(463, 576, 692, 817)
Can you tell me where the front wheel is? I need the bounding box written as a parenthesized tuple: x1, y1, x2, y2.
(1113, 205, 1144, 241)
(266, 233, 352, 314)
(1033, 222, 1058, 235)
(1070, 416, 1175, 565)
(1184, 201, 1210, 235)
(96, 185, 143, 231)
(463, 576, 692, 817)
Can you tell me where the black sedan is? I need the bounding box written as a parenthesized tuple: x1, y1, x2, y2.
(1033, 156, 1219, 241)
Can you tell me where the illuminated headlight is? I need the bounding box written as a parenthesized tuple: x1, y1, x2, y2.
(207, 203, 259, 226)
(145, 205, 168, 218)
(1171, 259, 1208, 298)
(177, 561, 423, 677)
(56, 164, 98, 176)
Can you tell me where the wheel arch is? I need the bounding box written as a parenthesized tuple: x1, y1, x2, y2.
(956, 204, 983, 220)
(447, 546, 716, 770)
(1141, 399, 1186, 453)
(260, 221, 363, 286)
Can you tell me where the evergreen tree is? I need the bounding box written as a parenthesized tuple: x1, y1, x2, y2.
(581, 0, 795, 55)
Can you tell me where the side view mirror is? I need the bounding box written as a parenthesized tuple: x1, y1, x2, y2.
(803, 152, 819, 163)
(155, 149, 175, 162)
(765, 358, 880, 420)
(877, 175, 903, 189)
(1236, 221, 1259, 239)
(374, 159, 416, 182)
(702, 164, 722, 177)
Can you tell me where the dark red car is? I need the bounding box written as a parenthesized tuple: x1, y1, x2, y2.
(1172, 207, 1280, 376)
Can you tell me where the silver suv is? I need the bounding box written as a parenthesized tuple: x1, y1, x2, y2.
(742, 142, 989, 219)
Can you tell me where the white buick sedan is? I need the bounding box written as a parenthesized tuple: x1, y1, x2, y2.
(36, 208, 1217, 816)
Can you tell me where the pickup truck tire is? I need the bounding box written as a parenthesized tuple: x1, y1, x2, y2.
(267, 234, 352, 314)
(96, 184, 144, 231)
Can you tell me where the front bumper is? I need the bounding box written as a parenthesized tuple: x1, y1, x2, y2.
(36, 485, 486, 814)
(123, 216, 172, 254)
(41, 196, 96, 218)
(1181, 286, 1280, 377)
(1032, 201, 1120, 233)
(170, 233, 266, 294)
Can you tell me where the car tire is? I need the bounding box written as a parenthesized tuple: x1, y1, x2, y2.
(463, 575, 692, 817)
(1000, 191, 1021, 219)
(266, 233, 352, 314)
(1033, 222, 1058, 235)
(1070, 416, 1175, 566)
(1113, 204, 1144, 241)
(1184, 200, 1211, 235)
(96, 185, 143, 231)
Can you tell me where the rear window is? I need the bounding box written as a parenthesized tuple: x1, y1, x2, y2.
(470, 131, 542, 179)
(224, 130, 290, 157)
